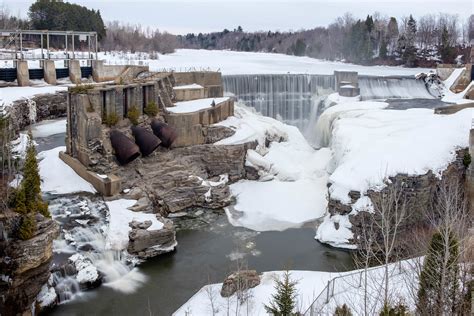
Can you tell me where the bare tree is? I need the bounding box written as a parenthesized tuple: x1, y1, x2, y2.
(352, 179, 409, 312)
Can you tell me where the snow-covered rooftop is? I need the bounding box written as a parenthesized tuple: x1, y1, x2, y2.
(169, 97, 229, 114)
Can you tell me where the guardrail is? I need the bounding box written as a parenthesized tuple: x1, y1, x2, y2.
(303, 260, 406, 315)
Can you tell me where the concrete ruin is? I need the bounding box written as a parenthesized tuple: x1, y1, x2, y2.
(62, 70, 234, 196)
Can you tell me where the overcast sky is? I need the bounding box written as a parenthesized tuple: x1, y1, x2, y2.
(2, 0, 472, 34)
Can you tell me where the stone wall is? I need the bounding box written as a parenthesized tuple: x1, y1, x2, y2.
(91, 60, 149, 83)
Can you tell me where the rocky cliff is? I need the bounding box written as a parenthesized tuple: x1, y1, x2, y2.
(8, 91, 67, 133)
(326, 149, 468, 251)
(0, 210, 59, 315)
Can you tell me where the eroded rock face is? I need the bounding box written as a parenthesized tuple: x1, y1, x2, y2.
(327, 149, 468, 251)
(9, 91, 67, 133)
(0, 211, 59, 315)
(220, 270, 261, 298)
(127, 219, 177, 259)
(118, 141, 257, 215)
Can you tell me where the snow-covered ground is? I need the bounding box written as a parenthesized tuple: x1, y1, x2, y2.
(216, 105, 331, 231)
(174, 259, 419, 316)
(324, 105, 471, 203)
(169, 97, 230, 114)
(0, 85, 68, 109)
(38, 146, 96, 194)
(100, 49, 433, 76)
(441, 67, 474, 104)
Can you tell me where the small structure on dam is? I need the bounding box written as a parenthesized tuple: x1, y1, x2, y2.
(61, 70, 234, 196)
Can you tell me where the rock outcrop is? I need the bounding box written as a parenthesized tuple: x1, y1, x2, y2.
(0, 210, 59, 315)
(326, 149, 468, 251)
(127, 219, 177, 259)
(220, 270, 261, 297)
(119, 141, 257, 215)
(8, 91, 67, 133)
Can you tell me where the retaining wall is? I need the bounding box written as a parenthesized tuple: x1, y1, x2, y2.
(164, 99, 234, 147)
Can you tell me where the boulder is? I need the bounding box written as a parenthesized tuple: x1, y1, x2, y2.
(127, 219, 177, 260)
(220, 270, 261, 297)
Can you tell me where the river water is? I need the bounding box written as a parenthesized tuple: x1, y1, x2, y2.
(39, 73, 445, 315)
(36, 129, 354, 316)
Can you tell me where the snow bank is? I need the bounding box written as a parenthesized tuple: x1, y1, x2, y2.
(315, 196, 373, 249)
(173, 83, 203, 90)
(105, 199, 164, 251)
(326, 92, 361, 105)
(174, 259, 419, 316)
(38, 146, 96, 194)
(102, 49, 432, 76)
(314, 100, 388, 148)
(327, 107, 471, 203)
(31, 119, 66, 138)
(169, 97, 230, 113)
(219, 104, 331, 231)
(441, 68, 474, 104)
(0, 85, 67, 108)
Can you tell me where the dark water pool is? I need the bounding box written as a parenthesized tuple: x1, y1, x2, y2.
(49, 215, 354, 316)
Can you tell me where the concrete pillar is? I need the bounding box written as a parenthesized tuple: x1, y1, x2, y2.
(43, 60, 57, 85)
(69, 60, 82, 84)
(16, 60, 30, 87)
(91, 59, 104, 82)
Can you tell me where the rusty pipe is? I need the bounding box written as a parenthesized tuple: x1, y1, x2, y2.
(131, 126, 161, 156)
(109, 130, 140, 165)
(150, 120, 177, 148)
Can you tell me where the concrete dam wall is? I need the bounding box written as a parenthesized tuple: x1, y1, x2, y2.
(223, 74, 434, 132)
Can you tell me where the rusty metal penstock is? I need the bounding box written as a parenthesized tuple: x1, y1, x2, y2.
(150, 120, 177, 148)
(109, 130, 141, 165)
(131, 125, 161, 156)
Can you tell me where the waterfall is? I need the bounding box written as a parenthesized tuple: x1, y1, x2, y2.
(223, 74, 335, 131)
(48, 197, 147, 305)
(359, 76, 434, 100)
(223, 74, 435, 146)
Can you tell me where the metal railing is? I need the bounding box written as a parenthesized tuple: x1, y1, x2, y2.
(0, 29, 98, 61)
(303, 260, 407, 315)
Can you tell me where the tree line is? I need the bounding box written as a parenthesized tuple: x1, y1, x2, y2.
(1, 1, 473, 66)
(178, 13, 474, 66)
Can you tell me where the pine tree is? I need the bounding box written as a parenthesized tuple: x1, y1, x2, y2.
(439, 25, 455, 63)
(264, 271, 298, 315)
(417, 230, 460, 315)
(379, 38, 388, 59)
(18, 213, 36, 240)
(13, 132, 50, 223)
(334, 304, 353, 316)
(22, 133, 41, 208)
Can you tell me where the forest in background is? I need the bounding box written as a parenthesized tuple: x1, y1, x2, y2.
(0, 0, 473, 66)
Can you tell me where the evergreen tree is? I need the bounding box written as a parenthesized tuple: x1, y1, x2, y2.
(22, 134, 41, 210)
(264, 271, 298, 315)
(439, 25, 455, 63)
(293, 38, 307, 56)
(18, 213, 36, 240)
(402, 15, 418, 67)
(417, 230, 460, 315)
(13, 132, 50, 241)
(334, 304, 353, 316)
(379, 38, 388, 59)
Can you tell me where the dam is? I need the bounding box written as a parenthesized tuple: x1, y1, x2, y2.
(222, 73, 436, 132)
